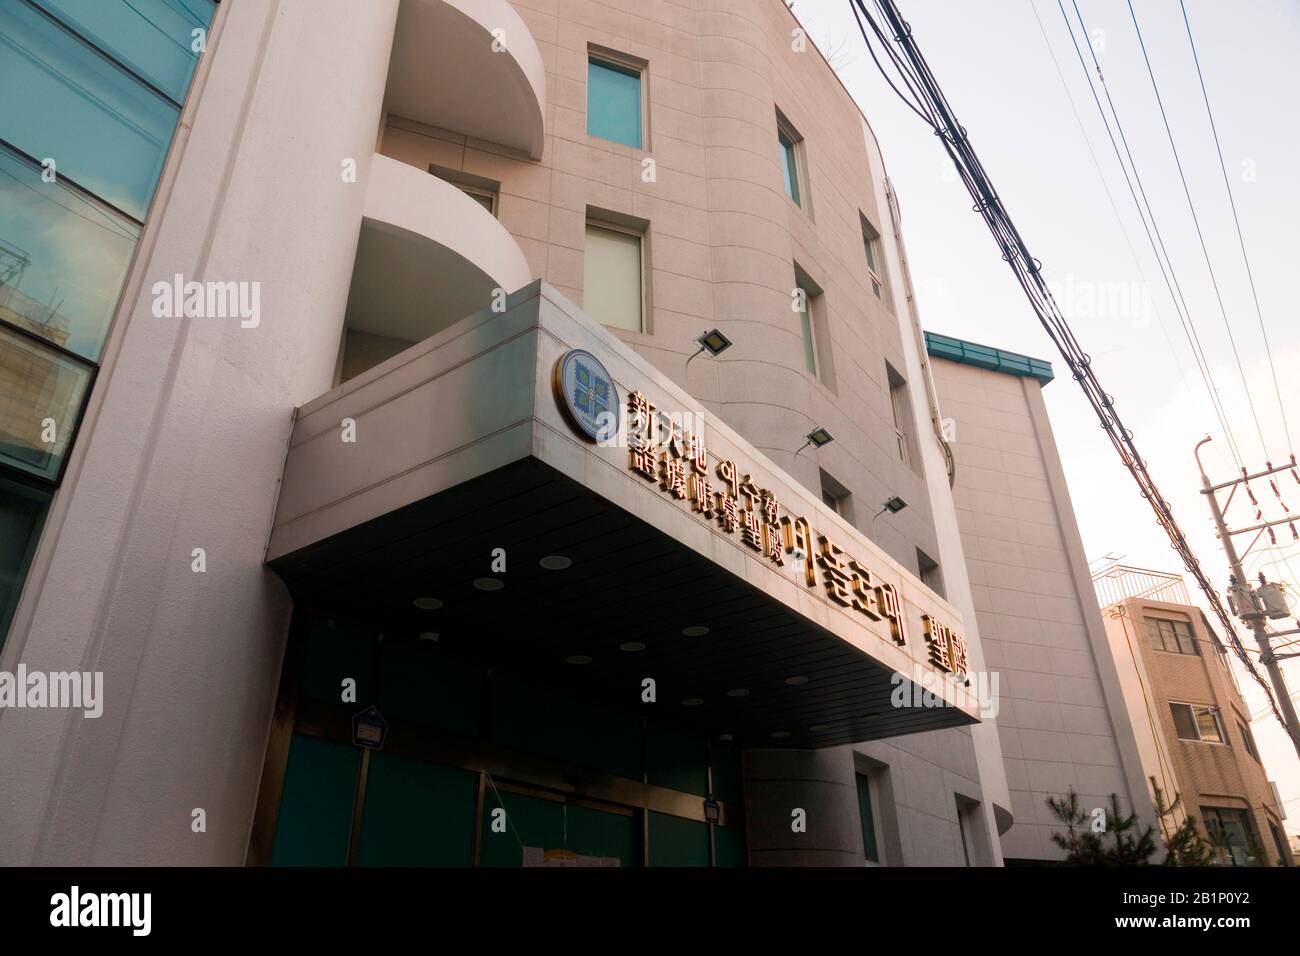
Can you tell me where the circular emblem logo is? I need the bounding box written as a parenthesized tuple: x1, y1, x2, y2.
(553, 349, 619, 444)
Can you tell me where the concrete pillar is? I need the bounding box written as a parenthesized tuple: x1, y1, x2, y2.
(743, 747, 864, 866)
(0, 0, 399, 865)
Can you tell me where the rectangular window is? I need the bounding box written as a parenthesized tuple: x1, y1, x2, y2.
(1170, 702, 1225, 743)
(917, 549, 945, 599)
(1238, 721, 1261, 762)
(0, 0, 182, 221)
(1269, 822, 1288, 866)
(1201, 806, 1258, 867)
(0, 473, 51, 644)
(798, 294, 816, 373)
(855, 773, 879, 863)
(1145, 616, 1199, 655)
(792, 262, 829, 383)
(587, 57, 642, 149)
(820, 469, 853, 522)
(862, 216, 884, 299)
(776, 110, 805, 209)
(886, 362, 913, 467)
(584, 222, 643, 332)
(428, 164, 499, 217)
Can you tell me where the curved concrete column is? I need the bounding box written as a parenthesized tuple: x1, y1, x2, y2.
(743, 747, 864, 866)
(385, 0, 547, 159)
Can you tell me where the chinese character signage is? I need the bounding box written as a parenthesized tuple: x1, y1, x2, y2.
(619, 388, 964, 671)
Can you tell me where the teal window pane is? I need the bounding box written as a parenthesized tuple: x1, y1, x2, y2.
(32, 0, 216, 104)
(714, 825, 746, 867)
(480, 789, 636, 867)
(0, 325, 93, 482)
(0, 473, 51, 644)
(856, 773, 878, 862)
(587, 59, 641, 148)
(0, 144, 140, 360)
(779, 130, 800, 205)
(648, 812, 709, 867)
(270, 735, 361, 866)
(0, 0, 181, 220)
(712, 743, 742, 805)
(357, 754, 477, 866)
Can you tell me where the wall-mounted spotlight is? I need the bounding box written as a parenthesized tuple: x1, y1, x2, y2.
(872, 495, 908, 522)
(685, 328, 733, 368)
(794, 427, 834, 457)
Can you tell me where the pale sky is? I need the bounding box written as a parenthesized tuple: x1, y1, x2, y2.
(792, 0, 1300, 836)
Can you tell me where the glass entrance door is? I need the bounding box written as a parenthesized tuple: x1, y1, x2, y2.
(479, 783, 637, 867)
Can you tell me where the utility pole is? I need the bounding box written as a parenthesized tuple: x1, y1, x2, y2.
(1195, 438, 1300, 760)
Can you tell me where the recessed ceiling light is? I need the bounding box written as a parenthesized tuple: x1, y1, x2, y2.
(784, 675, 809, 686)
(413, 597, 443, 610)
(619, 641, 646, 652)
(681, 698, 704, 706)
(682, 625, 709, 637)
(418, 631, 439, 642)
(473, 577, 504, 591)
(770, 730, 791, 739)
(566, 654, 592, 665)
(719, 732, 734, 742)
(809, 723, 830, 732)
(539, 555, 572, 570)
(725, 688, 750, 698)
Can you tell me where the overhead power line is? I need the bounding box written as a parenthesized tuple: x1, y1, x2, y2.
(1026, 0, 1199, 420)
(1124, 0, 1271, 461)
(1053, 0, 1245, 473)
(1178, 0, 1295, 459)
(847, 0, 1299, 751)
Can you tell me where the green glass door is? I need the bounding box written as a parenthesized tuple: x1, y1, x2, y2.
(479, 785, 636, 867)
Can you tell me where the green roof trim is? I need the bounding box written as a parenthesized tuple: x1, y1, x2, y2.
(924, 331, 1054, 384)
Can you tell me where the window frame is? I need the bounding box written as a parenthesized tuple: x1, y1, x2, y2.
(1170, 701, 1227, 745)
(1237, 719, 1261, 763)
(586, 48, 647, 151)
(855, 772, 880, 865)
(885, 362, 915, 469)
(1145, 615, 1199, 656)
(775, 108, 809, 213)
(1200, 806, 1259, 866)
(583, 216, 647, 334)
(861, 214, 885, 300)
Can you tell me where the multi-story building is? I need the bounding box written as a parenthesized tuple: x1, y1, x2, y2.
(1097, 570, 1294, 866)
(1, 0, 1034, 867)
(30, 0, 1270, 870)
(926, 335, 1158, 863)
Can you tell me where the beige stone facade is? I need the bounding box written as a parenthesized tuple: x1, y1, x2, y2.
(928, 347, 1154, 862)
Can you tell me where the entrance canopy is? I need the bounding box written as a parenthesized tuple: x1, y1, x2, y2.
(267, 282, 978, 748)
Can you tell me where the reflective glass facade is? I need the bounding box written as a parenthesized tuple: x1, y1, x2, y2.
(0, 0, 216, 644)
